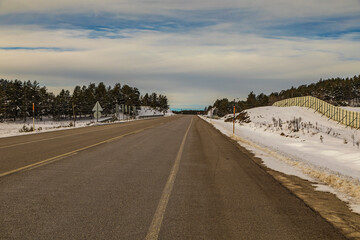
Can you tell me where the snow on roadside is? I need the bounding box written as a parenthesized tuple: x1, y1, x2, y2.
(138, 106, 175, 117)
(137, 106, 164, 117)
(164, 109, 175, 117)
(200, 106, 360, 214)
(0, 117, 120, 138)
(0, 106, 173, 138)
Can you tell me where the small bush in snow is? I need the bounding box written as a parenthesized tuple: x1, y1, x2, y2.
(292, 117, 301, 132)
(235, 111, 251, 123)
(326, 128, 332, 135)
(272, 117, 277, 127)
(19, 125, 34, 133)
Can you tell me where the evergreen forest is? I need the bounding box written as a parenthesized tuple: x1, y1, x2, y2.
(0, 79, 169, 121)
(209, 75, 360, 117)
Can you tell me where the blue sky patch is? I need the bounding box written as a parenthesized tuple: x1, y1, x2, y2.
(0, 47, 77, 51)
(262, 15, 360, 39)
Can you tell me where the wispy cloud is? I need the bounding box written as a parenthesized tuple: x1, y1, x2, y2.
(0, 0, 359, 108)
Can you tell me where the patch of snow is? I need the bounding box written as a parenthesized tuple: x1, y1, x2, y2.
(164, 109, 175, 117)
(0, 106, 172, 138)
(205, 108, 215, 118)
(137, 106, 164, 117)
(200, 105, 360, 214)
(0, 117, 128, 138)
(341, 106, 360, 113)
(241, 143, 312, 181)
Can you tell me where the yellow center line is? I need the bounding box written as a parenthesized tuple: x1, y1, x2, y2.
(0, 123, 160, 178)
(22, 153, 79, 173)
(145, 117, 193, 240)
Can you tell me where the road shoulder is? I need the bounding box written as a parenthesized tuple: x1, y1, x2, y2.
(199, 116, 360, 240)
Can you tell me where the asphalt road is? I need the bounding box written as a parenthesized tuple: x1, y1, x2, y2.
(0, 115, 346, 239)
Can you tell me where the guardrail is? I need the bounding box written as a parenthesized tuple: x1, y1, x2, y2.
(272, 96, 360, 129)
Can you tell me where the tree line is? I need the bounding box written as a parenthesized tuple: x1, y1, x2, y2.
(0, 79, 169, 121)
(209, 75, 360, 117)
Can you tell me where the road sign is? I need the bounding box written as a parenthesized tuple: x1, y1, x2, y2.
(92, 101, 103, 122)
(92, 101, 103, 112)
(93, 111, 102, 119)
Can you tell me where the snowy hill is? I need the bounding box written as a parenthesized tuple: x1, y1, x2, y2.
(202, 106, 360, 213)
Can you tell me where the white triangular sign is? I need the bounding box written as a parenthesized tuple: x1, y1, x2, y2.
(92, 101, 103, 112)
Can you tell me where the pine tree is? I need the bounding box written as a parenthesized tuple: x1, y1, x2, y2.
(158, 94, 169, 113)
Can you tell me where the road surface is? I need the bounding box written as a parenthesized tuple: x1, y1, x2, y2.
(0, 116, 346, 239)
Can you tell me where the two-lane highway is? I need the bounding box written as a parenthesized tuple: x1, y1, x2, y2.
(0, 116, 346, 239)
(0, 116, 181, 176)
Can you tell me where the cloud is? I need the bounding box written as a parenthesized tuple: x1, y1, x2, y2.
(1, 0, 360, 17)
(1, 25, 359, 104)
(0, 1, 359, 108)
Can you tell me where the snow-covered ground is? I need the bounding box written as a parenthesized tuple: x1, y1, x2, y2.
(0, 106, 174, 138)
(0, 117, 123, 138)
(137, 106, 174, 117)
(341, 106, 360, 113)
(202, 106, 360, 214)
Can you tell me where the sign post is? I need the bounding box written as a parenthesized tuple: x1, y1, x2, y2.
(92, 101, 103, 122)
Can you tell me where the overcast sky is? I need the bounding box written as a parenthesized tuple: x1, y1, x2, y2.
(1, 0, 359, 110)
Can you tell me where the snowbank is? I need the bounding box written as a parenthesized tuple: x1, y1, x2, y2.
(137, 106, 174, 117)
(0, 117, 113, 138)
(202, 106, 360, 213)
(164, 109, 175, 117)
(137, 106, 164, 117)
(0, 106, 174, 138)
(341, 106, 360, 113)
